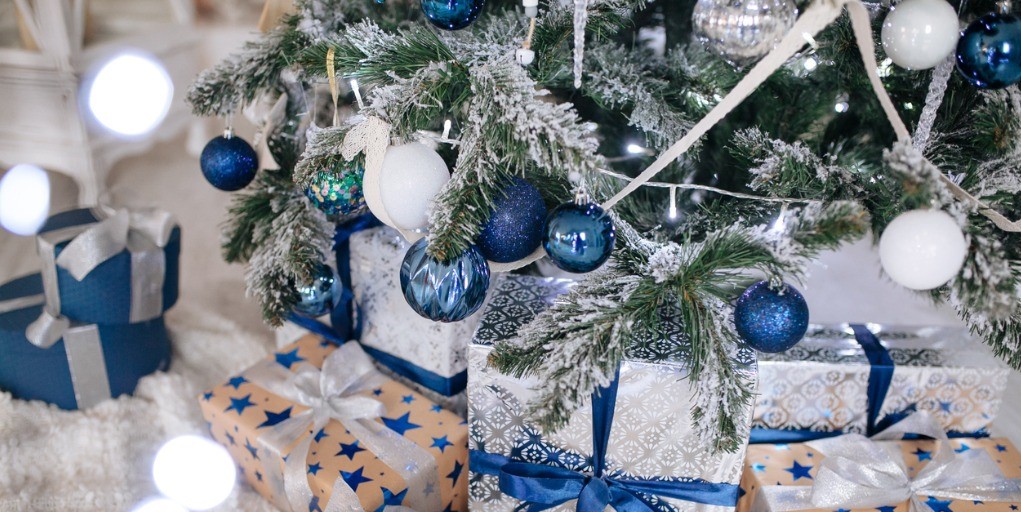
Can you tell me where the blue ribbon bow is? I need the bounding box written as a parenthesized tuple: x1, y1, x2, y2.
(471, 369, 740, 512)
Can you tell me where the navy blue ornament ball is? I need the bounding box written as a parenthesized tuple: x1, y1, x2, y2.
(543, 201, 616, 273)
(421, 0, 483, 30)
(477, 178, 547, 263)
(733, 281, 809, 353)
(400, 238, 491, 322)
(956, 13, 1021, 89)
(200, 134, 258, 191)
(292, 262, 339, 318)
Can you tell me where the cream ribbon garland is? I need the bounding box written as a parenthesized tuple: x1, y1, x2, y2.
(754, 412, 1021, 512)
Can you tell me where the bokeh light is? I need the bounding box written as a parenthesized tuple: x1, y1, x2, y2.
(152, 436, 235, 511)
(86, 52, 173, 137)
(0, 164, 50, 236)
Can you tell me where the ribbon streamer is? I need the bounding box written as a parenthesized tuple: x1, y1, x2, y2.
(471, 368, 740, 512)
(755, 412, 1021, 512)
(246, 342, 441, 512)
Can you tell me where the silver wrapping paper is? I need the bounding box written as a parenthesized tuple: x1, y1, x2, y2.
(754, 324, 1011, 436)
(469, 274, 758, 512)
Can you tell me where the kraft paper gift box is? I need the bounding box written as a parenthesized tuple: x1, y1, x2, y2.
(752, 324, 1010, 443)
(738, 415, 1021, 512)
(348, 226, 480, 415)
(468, 274, 758, 512)
(0, 273, 171, 410)
(200, 334, 469, 512)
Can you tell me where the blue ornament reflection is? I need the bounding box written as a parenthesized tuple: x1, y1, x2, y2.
(400, 238, 491, 322)
(200, 135, 258, 191)
(421, 0, 483, 30)
(477, 178, 547, 263)
(543, 202, 616, 273)
(733, 281, 809, 353)
(956, 14, 1021, 89)
(292, 262, 339, 318)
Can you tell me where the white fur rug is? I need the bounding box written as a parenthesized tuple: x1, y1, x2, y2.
(0, 304, 279, 512)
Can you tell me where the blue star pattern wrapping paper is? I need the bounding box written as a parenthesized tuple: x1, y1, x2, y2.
(348, 227, 481, 415)
(468, 274, 758, 512)
(738, 437, 1021, 512)
(754, 325, 1010, 439)
(200, 335, 469, 512)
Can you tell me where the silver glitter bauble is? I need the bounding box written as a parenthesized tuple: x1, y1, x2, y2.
(692, 0, 799, 66)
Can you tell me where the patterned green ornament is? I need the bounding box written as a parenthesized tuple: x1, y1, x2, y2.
(304, 162, 366, 217)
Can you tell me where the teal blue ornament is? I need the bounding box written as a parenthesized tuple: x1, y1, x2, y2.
(200, 131, 258, 191)
(400, 238, 490, 322)
(543, 200, 615, 273)
(292, 262, 339, 318)
(956, 13, 1021, 89)
(733, 281, 809, 353)
(304, 162, 366, 217)
(477, 178, 547, 263)
(421, 0, 483, 30)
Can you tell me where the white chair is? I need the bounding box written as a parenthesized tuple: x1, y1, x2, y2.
(0, 0, 200, 205)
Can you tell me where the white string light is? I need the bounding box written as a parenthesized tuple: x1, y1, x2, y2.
(668, 185, 678, 220)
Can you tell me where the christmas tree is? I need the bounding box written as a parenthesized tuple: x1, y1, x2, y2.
(188, 0, 1021, 452)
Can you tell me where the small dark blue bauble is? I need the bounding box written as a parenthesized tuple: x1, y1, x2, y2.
(477, 178, 547, 263)
(400, 238, 491, 322)
(200, 135, 258, 191)
(421, 0, 483, 30)
(543, 202, 616, 273)
(956, 13, 1021, 89)
(292, 262, 339, 318)
(734, 281, 809, 353)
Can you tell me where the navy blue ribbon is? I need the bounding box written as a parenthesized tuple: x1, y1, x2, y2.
(470, 368, 740, 512)
(328, 214, 381, 341)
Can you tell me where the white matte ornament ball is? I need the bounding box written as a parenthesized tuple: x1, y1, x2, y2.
(881, 0, 960, 70)
(516, 48, 535, 66)
(376, 142, 451, 230)
(879, 209, 967, 290)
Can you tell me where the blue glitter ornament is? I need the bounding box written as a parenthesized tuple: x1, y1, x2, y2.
(400, 238, 490, 322)
(421, 0, 483, 30)
(543, 200, 616, 273)
(477, 178, 547, 263)
(200, 132, 258, 191)
(292, 262, 339, 318)
(304, 162, 367, 218)
(956, 13, 1021, 89)
(733, 281, 809, 353)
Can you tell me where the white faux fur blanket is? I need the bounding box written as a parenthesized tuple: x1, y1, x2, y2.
(0, 305, 280, 512)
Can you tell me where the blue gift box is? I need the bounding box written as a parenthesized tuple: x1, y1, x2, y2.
(36, 208, 180, 326)
(0, 273, 172, 410)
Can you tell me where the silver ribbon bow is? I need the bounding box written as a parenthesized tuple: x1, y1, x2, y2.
(756, 412, 1021, 512)
(27, 207, 177, 348)
(245, 342, 441, 512)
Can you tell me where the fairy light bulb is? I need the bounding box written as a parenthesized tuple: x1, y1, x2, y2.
(152, 436, 236, 510)
(86, 51, 173, 137)
(0, 164, 50, 236)
(668, 186, 678, 220)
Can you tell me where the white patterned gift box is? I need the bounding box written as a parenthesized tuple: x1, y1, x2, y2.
(752, 324, 1011, 441)
(349, 226, 481, 416)
(469, 274, 757, 512)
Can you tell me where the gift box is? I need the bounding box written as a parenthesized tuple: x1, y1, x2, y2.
(200, 335, 469, 512)
(752, 324, 1010, 443)
(738, 414, 1021, 512)
(35, 207, 180, 327)
(0, 273, 171, 409)
(469, 274, 757, 511)
(348, 226, 480, 413)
